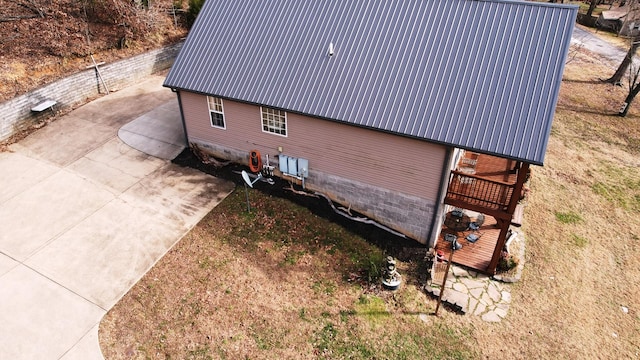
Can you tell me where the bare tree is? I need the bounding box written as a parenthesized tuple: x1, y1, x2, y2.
(605, 36, 640, 85)
(586, 0, 599, 18)
(565, 30, 589, 66)
(604, 1, 640, 84)
(618, 63, 640, 116)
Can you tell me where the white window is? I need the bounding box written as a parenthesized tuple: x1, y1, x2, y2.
(260, 107, 287, 136)
(208, 96, 225, 128)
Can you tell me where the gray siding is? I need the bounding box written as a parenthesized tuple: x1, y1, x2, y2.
(165, 0, 577, 165)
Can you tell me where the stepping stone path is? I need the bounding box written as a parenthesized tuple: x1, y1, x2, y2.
(425, 229, 525, 322)
(426, 267, 512, 322)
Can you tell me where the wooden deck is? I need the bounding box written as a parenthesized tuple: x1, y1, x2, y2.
(437, 152, 529, 274)
(470, 153, 518, 184)
(435, 213, 501, 274)
(445, 152, 523, 219)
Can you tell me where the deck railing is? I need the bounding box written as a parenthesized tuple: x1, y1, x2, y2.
(446, 170, 515, 211)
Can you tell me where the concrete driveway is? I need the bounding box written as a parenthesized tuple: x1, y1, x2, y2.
(0, 75, 235, 359)
(571, 24, 630, 69)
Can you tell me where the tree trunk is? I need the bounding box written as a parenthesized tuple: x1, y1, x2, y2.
(605, 39, 640, 85)
(618, 82, 640, 116)
(586, 0, 598, 17)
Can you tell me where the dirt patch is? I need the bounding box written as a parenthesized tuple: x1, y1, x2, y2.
(0, 0, 188, 102)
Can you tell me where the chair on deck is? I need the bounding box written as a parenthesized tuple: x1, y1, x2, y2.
(466, 214, 485, 243)
(468, 213, 485, 231)
(460, 152, 478, 170)
(465, 233, 480, 243)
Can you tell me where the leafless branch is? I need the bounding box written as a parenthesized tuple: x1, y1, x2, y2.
(0, 34, 19, 43)
(18, 0, 45, 18)
(565, 43, 584, 65)
(0, 15, 39, 23)
(627, 62, 640, 91)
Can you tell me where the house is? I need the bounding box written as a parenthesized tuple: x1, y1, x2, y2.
(163, 0, 577, 274)
(596, 5, 640, 36)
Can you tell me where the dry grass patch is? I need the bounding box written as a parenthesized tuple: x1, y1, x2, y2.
(472, 47, 640, 359)
(100, 189, 478, 359)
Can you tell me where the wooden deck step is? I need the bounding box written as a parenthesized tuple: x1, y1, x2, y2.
(511, 203, 524, 227)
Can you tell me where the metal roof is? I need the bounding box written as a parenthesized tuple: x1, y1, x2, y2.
(164, 0, 577, 165)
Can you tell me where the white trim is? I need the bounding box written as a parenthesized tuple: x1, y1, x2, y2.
(260, 106, 287, 137)
(207, 96, 226, 129)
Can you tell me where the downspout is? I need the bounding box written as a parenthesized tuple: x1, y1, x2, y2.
(428, 147, 455, 248)
(172, 89, 189, 147)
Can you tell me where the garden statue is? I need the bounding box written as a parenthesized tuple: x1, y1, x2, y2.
(381, 256, 402, 290)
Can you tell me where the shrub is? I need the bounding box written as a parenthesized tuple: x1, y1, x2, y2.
(186, 0, 206, 27)
(497, 251, 518, 272)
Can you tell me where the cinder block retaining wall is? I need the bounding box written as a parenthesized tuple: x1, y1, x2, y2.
(0, 42, 183, 141)
(192, 140, 435, 244)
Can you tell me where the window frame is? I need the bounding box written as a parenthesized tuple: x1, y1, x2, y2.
(260, 106, 287, 137)
(207, 96, 226, 129)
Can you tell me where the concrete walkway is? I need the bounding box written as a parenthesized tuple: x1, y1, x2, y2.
(118, 100, 186, 160)
(572, 25, 627, 68)
(0, 75, 235, 359)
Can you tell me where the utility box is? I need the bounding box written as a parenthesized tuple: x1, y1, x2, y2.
(297, 158, 309, 177)
(287, 157, 298, 176)
(279, 154, 289, 173)
(279, 154, 308, 178)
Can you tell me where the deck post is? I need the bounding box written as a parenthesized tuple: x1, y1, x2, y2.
(487, 162, 530, 273)
(487, 221, 511, 274)
(506, 162, 529, 215)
